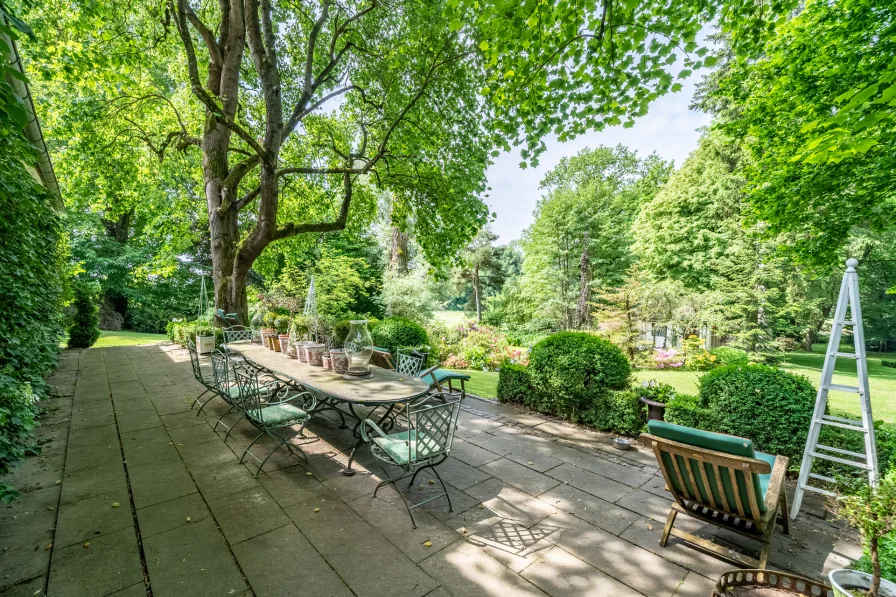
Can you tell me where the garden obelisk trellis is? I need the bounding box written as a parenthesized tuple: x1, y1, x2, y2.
(790, 258, 879, 519)
(304, 274, 318, 340)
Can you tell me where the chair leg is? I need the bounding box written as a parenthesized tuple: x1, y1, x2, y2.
(779, 491, 790, 535)
(758, 539, 771, 570)
(430, 465, 453, 512)
(223, 413, 245, 441)
(408, 467, 425, 487)
(196, 392, 217, 416)
(377, 462, 417, 529)
(660, 508, 678, 547)
(239, 431, 266, 464)
(212, 404, 236, 431)
(190, 387, 212, 410)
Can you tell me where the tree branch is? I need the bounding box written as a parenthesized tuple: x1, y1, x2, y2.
(271, 171, 354, 240)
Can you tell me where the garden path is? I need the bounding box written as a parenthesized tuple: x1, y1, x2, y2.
(0, 344, 862, 597)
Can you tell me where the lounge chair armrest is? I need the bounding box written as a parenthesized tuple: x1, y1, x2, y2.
(360, 419, 389, 443)
(763, 454, 789, 513)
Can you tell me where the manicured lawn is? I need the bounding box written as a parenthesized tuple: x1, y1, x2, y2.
(448, 369, 499, 398)
(434, 310, 471, 324)
(91, 330, 167, 348)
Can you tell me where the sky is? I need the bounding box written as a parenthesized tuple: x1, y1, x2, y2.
(484, 69, 713, 243)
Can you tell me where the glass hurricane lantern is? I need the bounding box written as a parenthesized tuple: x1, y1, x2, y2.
(343, 320, 374, 378)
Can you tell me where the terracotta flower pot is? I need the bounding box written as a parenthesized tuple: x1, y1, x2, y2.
(278, 334, 290, 355)
(305, 343, 326, 366)
(322, 355, 332, 370)
(272, 336, 281, 352)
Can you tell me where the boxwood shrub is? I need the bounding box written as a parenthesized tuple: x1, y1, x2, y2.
(699, 364, 815, 461)
(709, 346, 749, 367)
(496, 363, 531, 404)
(371, 317, 428, 356)
(664, 393, 707, 429)
(527, 332, 630, 420)
(584, 389, 646, 436)
(67, 283, 101, 349)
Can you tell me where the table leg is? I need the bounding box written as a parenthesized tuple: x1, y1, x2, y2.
(342, 403, 397, 476)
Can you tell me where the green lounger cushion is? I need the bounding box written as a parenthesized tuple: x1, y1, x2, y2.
(647, 420, 771, 517)
(421, 369, 471, 384)
(248, 403, 308, 426)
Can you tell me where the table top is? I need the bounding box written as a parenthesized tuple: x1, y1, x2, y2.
(228, 343, 431, 405)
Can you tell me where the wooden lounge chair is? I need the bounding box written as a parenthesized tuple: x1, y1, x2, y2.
(641, 420, 790, 569)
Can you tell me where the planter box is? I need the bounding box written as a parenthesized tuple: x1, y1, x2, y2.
(196, 335, 215, 354)
(830, 569, 896, 597)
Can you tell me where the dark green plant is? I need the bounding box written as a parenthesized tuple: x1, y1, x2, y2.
(67, 283, 101, 349)
(854, 532, 896, 587)
(882, 360, 896, 369)
(496, 362, 531, 404)
(371, 317, 428, 357)
(330, 320, 352, 348)
(818, 423, 896, 478)
(584, 389, 646, 436)
(699, 364, 816, 461)
(664, 393, 707, 429)
(0, 373, 39, 503)
(527, 332, 631, 420)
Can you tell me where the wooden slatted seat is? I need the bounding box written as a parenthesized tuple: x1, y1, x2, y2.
(641, 420, 790, 569)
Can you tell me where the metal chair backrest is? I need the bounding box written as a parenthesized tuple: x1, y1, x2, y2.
(223, 326, 253, 345)
(210, 350, 234, 396)
(396, 348, 426, 377)
(187, 340, 208, 385)
(234, 367, 267, 422)
(406, 395, 461, 464)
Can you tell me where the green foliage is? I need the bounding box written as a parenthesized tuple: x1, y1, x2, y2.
(710, 347, 750, 367)
(67, 283, 101, 349)
(527, 332, 631, 420)
(496, 363, 531, 404)
(828, 470, 896, 593)
(818, 423, 896, 478)
(699, 364, 816, 460)
(883, 361, 896, 369)
(381, 270, 439, 324)
(584, 389, 647, 436)
(664, 393, 707, 429)
(0, 373, 38, 503)
(710, 0, 896, 265)
(854, 532, 896, 586)
(330, 320, 352, 348)
(638, 380, 677, 404)
(166, 320, 222, 347)
(371, 317, 429, 357)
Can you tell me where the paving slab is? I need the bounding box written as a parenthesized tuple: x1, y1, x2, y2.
(538, 485, 640, 536)
(136, 492, 211, 538)
(192, 460, 262, 501)
(47, 526, 143, 597)
(207, 486, 290, 545)
(143, 517, 248, 597)
(520, 545, 645, 597)
(478, 458, 561, 496)
(464, 478, 555, 528)
(54, 490, 133, 548)
(128, 462, 197, 508)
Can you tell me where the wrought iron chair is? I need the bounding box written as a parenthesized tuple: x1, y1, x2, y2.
(360, 393, 462, 528)
(187, 340, 216, 411)
(233, 366, 317, 476)
(208, 350, 271, 434)
(396, 348, 427, 377)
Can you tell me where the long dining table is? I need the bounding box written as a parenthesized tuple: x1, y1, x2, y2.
(227, 342, 431, 475)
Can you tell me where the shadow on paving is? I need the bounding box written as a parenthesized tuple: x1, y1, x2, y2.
(0, 343, 862, 597)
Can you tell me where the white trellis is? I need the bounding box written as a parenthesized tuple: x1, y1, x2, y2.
(303, 274, 319, 338)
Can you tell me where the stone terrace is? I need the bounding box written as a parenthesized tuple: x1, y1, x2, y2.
(1, 344, 861, 597)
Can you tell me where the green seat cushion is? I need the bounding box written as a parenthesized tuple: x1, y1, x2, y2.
(373, 430, 434, 466)
(226, 385, 270, 400)
(647, 420, 768, 517)
(755, 451, 776, 499)
(248, 403, 308, 426)
(421, 369, 471, 384)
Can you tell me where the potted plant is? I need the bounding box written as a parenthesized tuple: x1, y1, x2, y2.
(195, 321, 215, 354)
(262, 311, 278, 348)
(827, 471, 896, 597)
(276, 316, 290, 354)
(638, 380, 676, 421)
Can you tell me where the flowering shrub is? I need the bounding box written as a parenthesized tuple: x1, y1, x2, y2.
(501, 346, 530, 367)
(654, 348, 684, 368)
(639, 380, 677, 403)
(443, 355, 470, 369)
(688, 350, 719, 370)
(425, 321, 515, 371)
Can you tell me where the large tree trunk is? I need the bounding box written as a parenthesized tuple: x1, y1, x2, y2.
(390, 226, 409, 274)
(473, 264, 482, 323)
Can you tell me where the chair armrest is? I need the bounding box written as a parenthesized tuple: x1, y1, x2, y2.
(269, 390, 317, 412)
(360, 419, 389, 443)
(762, 454, 789, 521)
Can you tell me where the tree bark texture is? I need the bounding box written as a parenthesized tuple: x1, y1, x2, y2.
(576, 235, 590, 329)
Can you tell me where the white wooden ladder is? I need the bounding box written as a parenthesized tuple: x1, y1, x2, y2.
(790, 258, 879, 519)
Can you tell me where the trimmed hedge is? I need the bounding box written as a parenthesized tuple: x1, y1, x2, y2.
(665, 393, 707, 429)
(527, 332, 630, 420)
(497, 363, 531, 404)
(584, 389, 646, 436)
(709, 346, 749, 367)
(166, 320, 223, 347)
(371, 317, 428, 356)
(67, 283, 101, 349)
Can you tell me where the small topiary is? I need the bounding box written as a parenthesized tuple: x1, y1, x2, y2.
(699, 364, 816, 461)
(709, 346, 749, 367)
(67, 283, 101, 349)
(664, 393, 707, 429)
(497, 362, 531, 404)
(527, 332, 631, 420)
(584, 389, 646, 436)
(371, 317, 428, 356)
